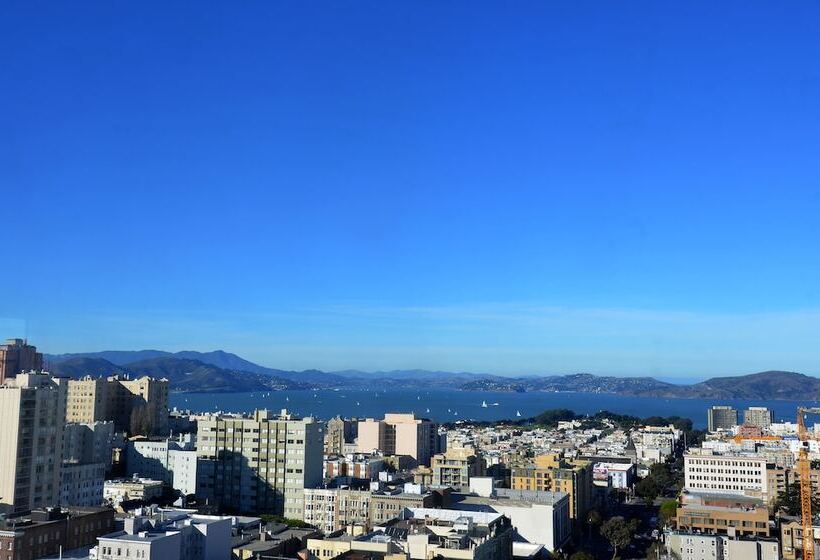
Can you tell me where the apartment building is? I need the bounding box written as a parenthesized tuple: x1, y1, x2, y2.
(684, 449, 769, 500)
(325, 416, 359, 456)
(0, 372, 67, 513)
(104, 477, 164, 507)
(324, 452, 387, 481)
(66, 375, 169, 435)
(451, 488, 572, 553)
(708, 406, 739, 432)
(675, 492, 770, 537)
(94, 509, 232, 560)
(0, 507, 115, 560)
(511, 453, 593, 523)
(306, 509, 514, 560)
(0, 338, 42, 383)
(61, 421, 118, 507)
(126, 433, 198, 495)
(666, 532, 779, 560)
(780, 517, 820, 560)
(302, 485, 437, 534)
(744, 407, 775, 429)
(431, 447, 486, 491)
(303, 488, 372, 534)
(357, 413, 438, 466)
(196, 409, 323, 519)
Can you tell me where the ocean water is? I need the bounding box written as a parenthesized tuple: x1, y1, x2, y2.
(169, 388, 816, 429)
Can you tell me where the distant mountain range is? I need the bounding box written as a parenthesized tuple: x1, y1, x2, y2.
(45, 350, 818, 399)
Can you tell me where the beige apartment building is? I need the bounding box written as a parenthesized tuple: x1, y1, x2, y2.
(196, 409, 323, 519)
(431, 447, 486, 491)
(324, 416, 358, 456)
(0, 338, 43, 383)
(66, 375, 169, 435)
(0, 372, 67, 513)
(511, 453, 593, 524)
(357, 413, 438, 466)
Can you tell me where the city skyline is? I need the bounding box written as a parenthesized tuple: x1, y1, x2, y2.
(5, 3, 820, 378)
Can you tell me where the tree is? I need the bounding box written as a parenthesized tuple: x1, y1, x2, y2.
(600, 516, 639, 560)
(659, 499, 678, 527)
(635, 476, 660, 505)
(775, 482, 820, 516)
(569, 552, 595, 560)
(587, 509, 602, 540)
(649, 462, 672, 490)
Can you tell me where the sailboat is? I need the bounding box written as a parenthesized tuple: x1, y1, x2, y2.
(426, 408, 430, 413)
(481, 400, 488, 408)
(516, 410, 522, 417)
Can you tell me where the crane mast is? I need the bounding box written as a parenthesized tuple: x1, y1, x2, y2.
(797, 407, 820, 560)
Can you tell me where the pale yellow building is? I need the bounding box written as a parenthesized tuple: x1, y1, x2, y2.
(0, 372, 67, 513)
(66, 375, 169, 435)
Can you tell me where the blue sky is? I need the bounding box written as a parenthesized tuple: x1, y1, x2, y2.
(2, 2, 820, 378)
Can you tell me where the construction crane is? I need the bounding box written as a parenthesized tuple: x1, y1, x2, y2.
(797, 407, 820, 560)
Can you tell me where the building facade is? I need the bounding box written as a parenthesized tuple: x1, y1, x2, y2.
(684, 450, 769, 500)
(0, 507, 115, 560)
(324, 416, 358, 456)
(431, 447, 486, 491)
(511, 453, 593, 524)
(196, 409, 323, 519)
(66, 375, 169, 435)
(0, 372, 67, 513)
(0, 338, 42, 384)
(708, 406, 739, 432)
(126, 434, 198, 495)
(357, 413, 438, 466)
(744, 407, 775, 429)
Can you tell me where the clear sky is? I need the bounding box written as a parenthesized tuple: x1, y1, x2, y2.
(3, 2, 820, 378)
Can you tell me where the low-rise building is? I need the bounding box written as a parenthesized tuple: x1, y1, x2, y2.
(779, 517, 820, 560)
(592, 462, 635, 489)
(104, 477, 164, 507)
(0, 507, 114, 560)
(324, 453, 387, 481)
(666, 531, 779, 560)
(450, 487, 571, 553)
(675, 492, 770, 537)
(93, 509, 232, 560)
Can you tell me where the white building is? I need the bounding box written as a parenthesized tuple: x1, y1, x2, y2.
(666, 532, 779, 560)
(593, 462, 635, 489)
(126, 434, 198, 495)
(684, 449, 769, 500)
(451, 486, 571, 553)
(632, 425, 680, 465)
(60, 462, 106, 507)
(93, 509, 232, 560)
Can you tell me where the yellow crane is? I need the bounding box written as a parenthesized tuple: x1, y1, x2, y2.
(797, 407, 820, 560)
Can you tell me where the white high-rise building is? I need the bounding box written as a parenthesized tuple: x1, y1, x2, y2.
(0, 372, 67, 513)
